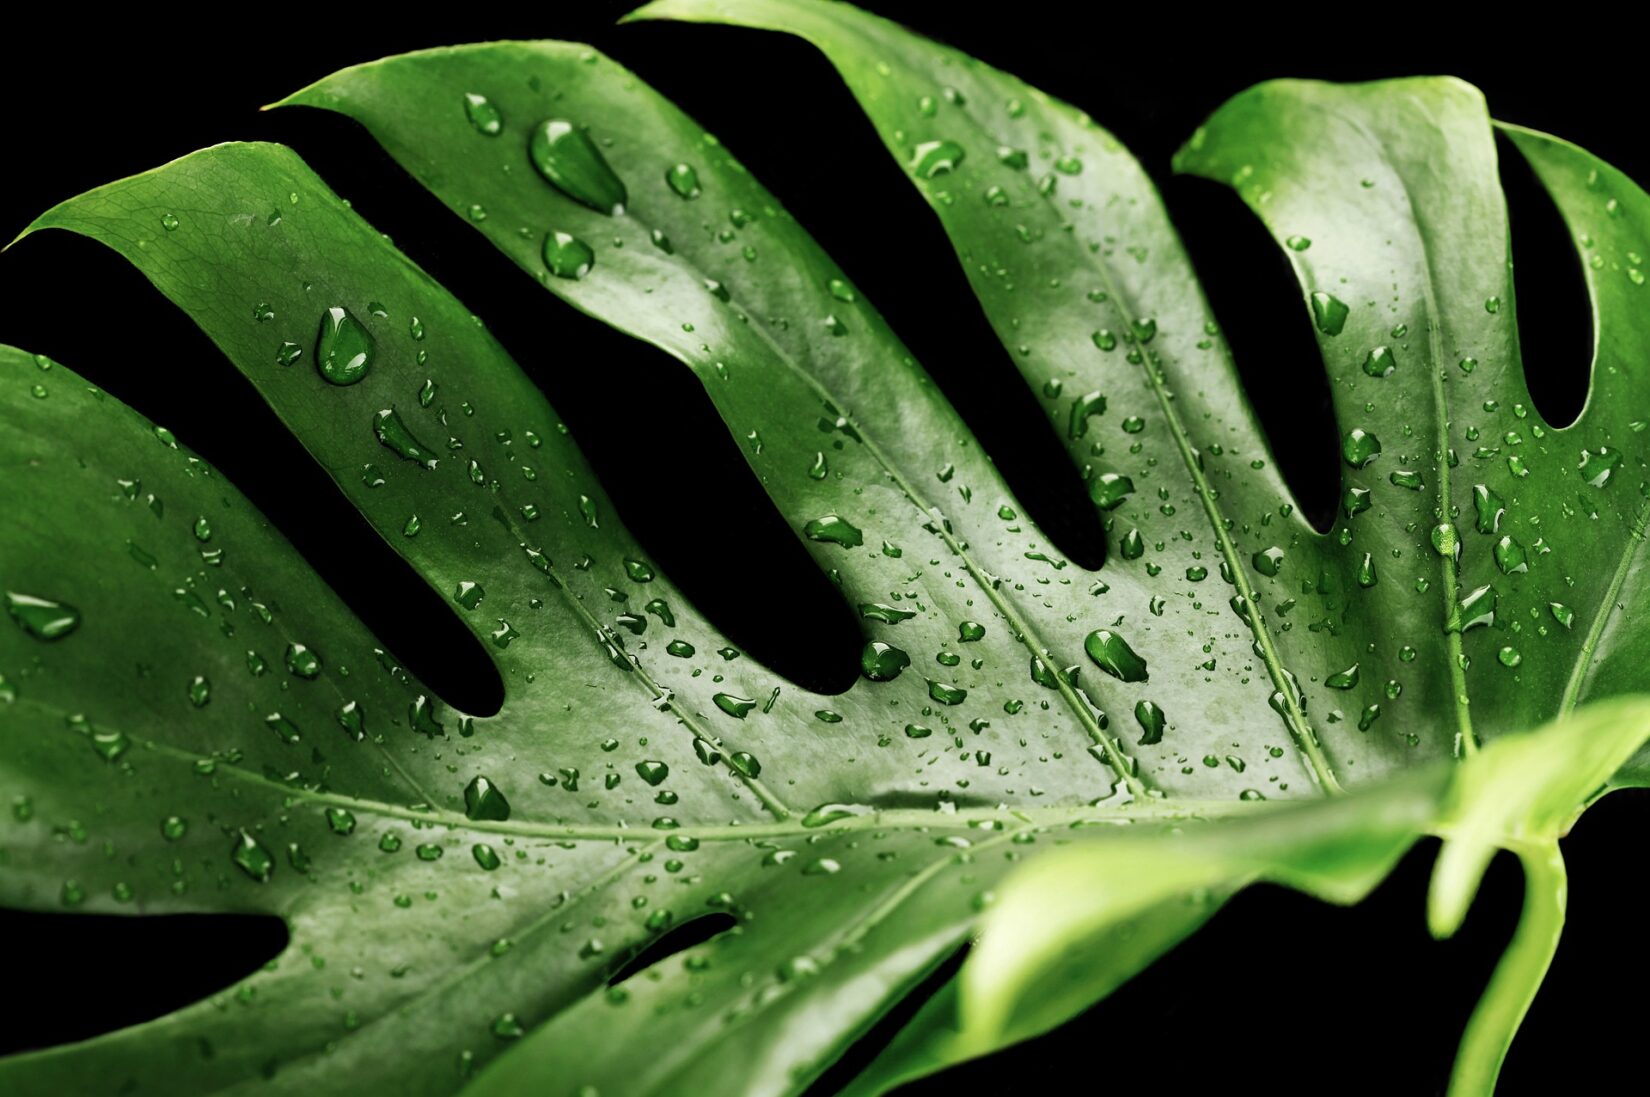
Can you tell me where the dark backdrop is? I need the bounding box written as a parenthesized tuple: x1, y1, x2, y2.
(1, 5, 1644, 1093)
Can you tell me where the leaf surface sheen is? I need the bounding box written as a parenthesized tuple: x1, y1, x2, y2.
(4, 2, 1650, 1095)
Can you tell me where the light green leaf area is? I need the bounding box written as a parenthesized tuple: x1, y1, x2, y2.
(4, 2, 1650, 1094)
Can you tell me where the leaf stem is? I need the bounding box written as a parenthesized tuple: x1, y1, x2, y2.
(1447, 842, 1565, 1096)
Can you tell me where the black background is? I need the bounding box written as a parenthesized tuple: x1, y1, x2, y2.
(1, 5, 1645, 1093)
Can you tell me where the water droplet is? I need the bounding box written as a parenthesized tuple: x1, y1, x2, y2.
(1326, 663, 1360, 690)
(1493, 535, 1528, 575)
(803, 514, 863, 547)
(1362, 346, 1396, 377)
(1091, 329, 1117, 351)
(1252, 546, 1284, 577)
(1068, 391, 1107, 439)
(1448, 584, 1497, 633)
(5, 592, 80, 641)
(325, 807, 356, 835)
(1356, 552, 1378, 588)
(713, 693, 756, 719)
(528, 120, 627, 214)
(161, 816, 188, 841)
(1472, 484, 1504, 534)
(464, 776, 511, 821)
(1579, 447, 1623, 487)
(282, 642, 320, 680)
(473, 844, 502, 870)
(1341, 428, 1381, 468)
(161, 213, 180, 231)
(860, 642, 911, 681)
(232, 830, 274, 883)
(373, 408, 438, 469)
(455, 581, 485, 610)
(1134, 700, 1166, 744)
(1084, 629, 1148, 682)
(911, 139, 965, 178)
(1285, 234, 1311, 251)
(463, 92, 503, 136)
(860, 603, 916, 624)
(665, 162, 701, 199)
(1550, 602, 1575, 629)
(315, 307, 374, 386)
(1310, 292, 1349, 335)
(543, 231, 595, 279)
(927, 679, 967, 705)
(1089, 472, 1135, 510)
(1498, 645, 1522, 667)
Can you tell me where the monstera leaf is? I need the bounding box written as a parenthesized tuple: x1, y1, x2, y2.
(4, 2, 1650, 1094)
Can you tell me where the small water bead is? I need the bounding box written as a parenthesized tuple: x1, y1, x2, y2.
(860, 603, 916, 624)
(1550, 602, 1575, 629)
(315, 307, 374, 386)
(543, 231, 595, 279)
(1473, 484, 1505, 534)
(1485, 296, 1501, 314)
(665, 162, 701, 199)
(1498, 646, 1522, 668)
(1341, 428, 1381, 468)
(1459, 356, 1478, 374)
(666, 640, 695, 658)
(1092, 329, 1118, 351)
(1389, 469, 1424, 491)
(187, 675, 211, 707)
(276, 341, 302, 367)
(464, 776, 511, 822)
(528, 120, 626, 214)
(473, 844, 502, 871)
(161, 815, 188, 841)
(1285, 234, 1312, 251)
(455, 582, 485, 610)
(1122, 416, 1145, 434)
(336, 701, 365, 741)
(1310, 292, 1349, 336)
(5, 592, 81, 641)
(927, 680, 967, 705)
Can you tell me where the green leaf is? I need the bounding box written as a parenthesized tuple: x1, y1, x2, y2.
(7, 4, 1650, 1094)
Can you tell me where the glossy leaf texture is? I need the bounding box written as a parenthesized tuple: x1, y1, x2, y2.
(3, 2, 1650, 1095)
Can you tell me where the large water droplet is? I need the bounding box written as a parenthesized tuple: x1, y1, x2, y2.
(463, 92, 503, 136)
(1089, 472, 1135, 510)
(232, 830, 274, 883)
(1083, 629, 1148, 682)
(1310, 292, 1349, 335)
(528, 120, 627, 214)
(803, 514, 863, 548)
(543, 231, 595, 280)
(1134, 700, 1166, 744)
(860, 641, 911, 681)
(464, 776, 511, 821)
(315, 307, 374, 386)
(911, 139, 965, 179)
(1341, 428, 1381, 468)
(373, 408, 438, 469)
(665, 162, 701, 199)
(5, 592, 80, 641)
